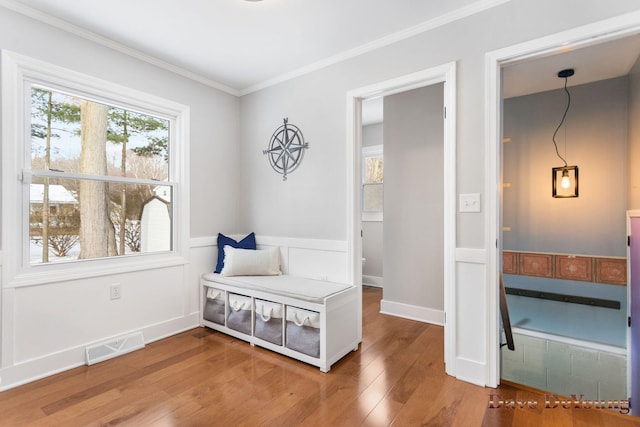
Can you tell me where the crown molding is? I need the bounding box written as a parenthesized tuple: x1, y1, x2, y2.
(0, 0, 240, 96)
(0, 0, 511, 98)
(238, 0, 511, 95)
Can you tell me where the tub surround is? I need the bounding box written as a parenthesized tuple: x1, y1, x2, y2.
(503, 251, 626, 285)
(506, 292, 627, 348)
(501, 331, 626, 401)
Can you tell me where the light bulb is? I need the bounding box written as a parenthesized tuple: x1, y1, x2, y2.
(560, 170, 571, 189)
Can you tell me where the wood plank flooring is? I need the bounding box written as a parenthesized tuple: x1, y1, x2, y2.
(0, 286, 639, 426)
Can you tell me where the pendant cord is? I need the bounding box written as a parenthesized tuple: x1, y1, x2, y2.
(552, 76, 571, 167)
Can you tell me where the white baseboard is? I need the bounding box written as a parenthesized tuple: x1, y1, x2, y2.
(362, 274, 383, 288)
(380, 299, 444, 326)
(454, 356, 487, 387)
(0, 313, 199, 392)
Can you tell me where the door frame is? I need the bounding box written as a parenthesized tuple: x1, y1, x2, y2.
(627, 210, 640, 410)
(346, 61, 457, 373)
(485, 10, 640, 387)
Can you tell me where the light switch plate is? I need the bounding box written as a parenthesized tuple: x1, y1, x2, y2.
(459, 193, 481, 213)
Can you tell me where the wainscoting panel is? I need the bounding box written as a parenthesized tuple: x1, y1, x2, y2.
(255, 235, 349, 283)
(454, 247, 488, 386)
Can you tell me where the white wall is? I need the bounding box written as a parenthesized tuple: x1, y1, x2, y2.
(2, 0, 640, 390)
(0, 6, 240, 389)
(362, 123, 383, 148)
(238, 0, 640, 245)
(362, 222, 383, 281)
(382, 84, 444, 314)
(503, 77, 628, 257)
(238, 0, 640, 386)
(362, 123, 383, 282)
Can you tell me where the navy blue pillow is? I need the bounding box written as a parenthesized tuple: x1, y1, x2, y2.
(214, 232, 256, 273)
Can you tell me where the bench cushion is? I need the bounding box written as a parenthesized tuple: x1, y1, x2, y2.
(201, 273, 352, 304)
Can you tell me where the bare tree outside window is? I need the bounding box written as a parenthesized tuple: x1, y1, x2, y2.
(29, 87, 171, 264)
(362, 147, 384, 217)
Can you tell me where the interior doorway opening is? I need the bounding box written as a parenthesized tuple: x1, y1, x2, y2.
(486, 12, 640, 410)
(346, 62, 457, 374)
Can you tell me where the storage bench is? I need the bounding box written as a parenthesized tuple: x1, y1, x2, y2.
(200, 273, 360, 372)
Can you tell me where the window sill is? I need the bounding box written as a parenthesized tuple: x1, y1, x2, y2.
(362, 212, 383, 222)
(5, 252, 188, 288)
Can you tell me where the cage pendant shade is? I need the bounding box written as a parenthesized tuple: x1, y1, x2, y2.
(552, 165, 578, 198)
(550, 68, 579, 198)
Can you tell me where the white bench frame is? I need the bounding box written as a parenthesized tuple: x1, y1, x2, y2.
(200, 274, 360, 372)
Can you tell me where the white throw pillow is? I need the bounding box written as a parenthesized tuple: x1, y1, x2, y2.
(220, 246, 281, 276)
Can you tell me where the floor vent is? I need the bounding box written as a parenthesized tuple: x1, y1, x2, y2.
(85, 331, 145, 365)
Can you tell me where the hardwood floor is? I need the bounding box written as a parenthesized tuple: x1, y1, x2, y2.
(1, 286, 639, 426)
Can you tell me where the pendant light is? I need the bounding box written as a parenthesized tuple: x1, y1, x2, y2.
(551, 68, 579, 198)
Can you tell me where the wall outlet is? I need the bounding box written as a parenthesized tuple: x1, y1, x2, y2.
(110, 284, 121, 300)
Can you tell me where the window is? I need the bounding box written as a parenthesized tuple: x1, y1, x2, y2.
(362, 145, 383, 221)
(2, 51, 190, 285)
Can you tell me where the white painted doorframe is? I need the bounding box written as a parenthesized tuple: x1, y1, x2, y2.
(627, 210, 640, 413)
(485, 10, 640, 387)
(346, 62, 457, 373)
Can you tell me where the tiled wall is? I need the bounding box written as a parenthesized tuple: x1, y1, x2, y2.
(501, 332, 627, 400)
(503, 251, 626, 285)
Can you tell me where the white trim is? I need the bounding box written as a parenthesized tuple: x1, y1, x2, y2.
(362, 275, 383, 288)
(626, 210, 640, 400)
(346, 92, 363, 343)
(455, 357, 487, 386)
(485, 9, 640, 389)
(1, 287, 14, 369)
(3, 255, 189, 289)
(189, 235, 349, 283)
(0, 313, 199, 392)
(362, 212, 383, 222)
(0, 0, 510, 97)
(239, 0, 510, 95)
(455, 248, 487, 264)
(380, 299, 444, 326)
(255, 235, 348, 252)
(346, 61, 457, 377)
(190, 236, 217, 249)
(362, 145, 383, 158)
(0, 0, 238, 96)
(1, 50, 190, 288)
(189, 235, 349, 252)
(512, 327, 626, 356)
(23, 169, 173, 186)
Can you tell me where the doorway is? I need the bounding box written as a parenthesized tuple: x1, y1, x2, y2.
(361, 98, 384, 290)
(628, 213, 640, 416)
(486, 13, 640, 402)
(346, 62, 457, 373)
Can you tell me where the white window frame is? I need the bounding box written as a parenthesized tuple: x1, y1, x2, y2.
(1, 50, 190, 287)
(362, 144, 383, 222)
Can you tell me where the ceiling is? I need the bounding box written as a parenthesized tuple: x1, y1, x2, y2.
(362, 34, 640, 125)
(3, 0, 639, 99)
(503, 33, 640, 99)
(1, 0, 492, 94)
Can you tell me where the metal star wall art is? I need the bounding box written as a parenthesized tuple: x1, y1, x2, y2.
(263, 117, 309, 181)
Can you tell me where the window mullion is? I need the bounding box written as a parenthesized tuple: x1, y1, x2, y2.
(25, 169, 172, 187)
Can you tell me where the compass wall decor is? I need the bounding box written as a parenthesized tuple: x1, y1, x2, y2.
(263, 118, 309, 181)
